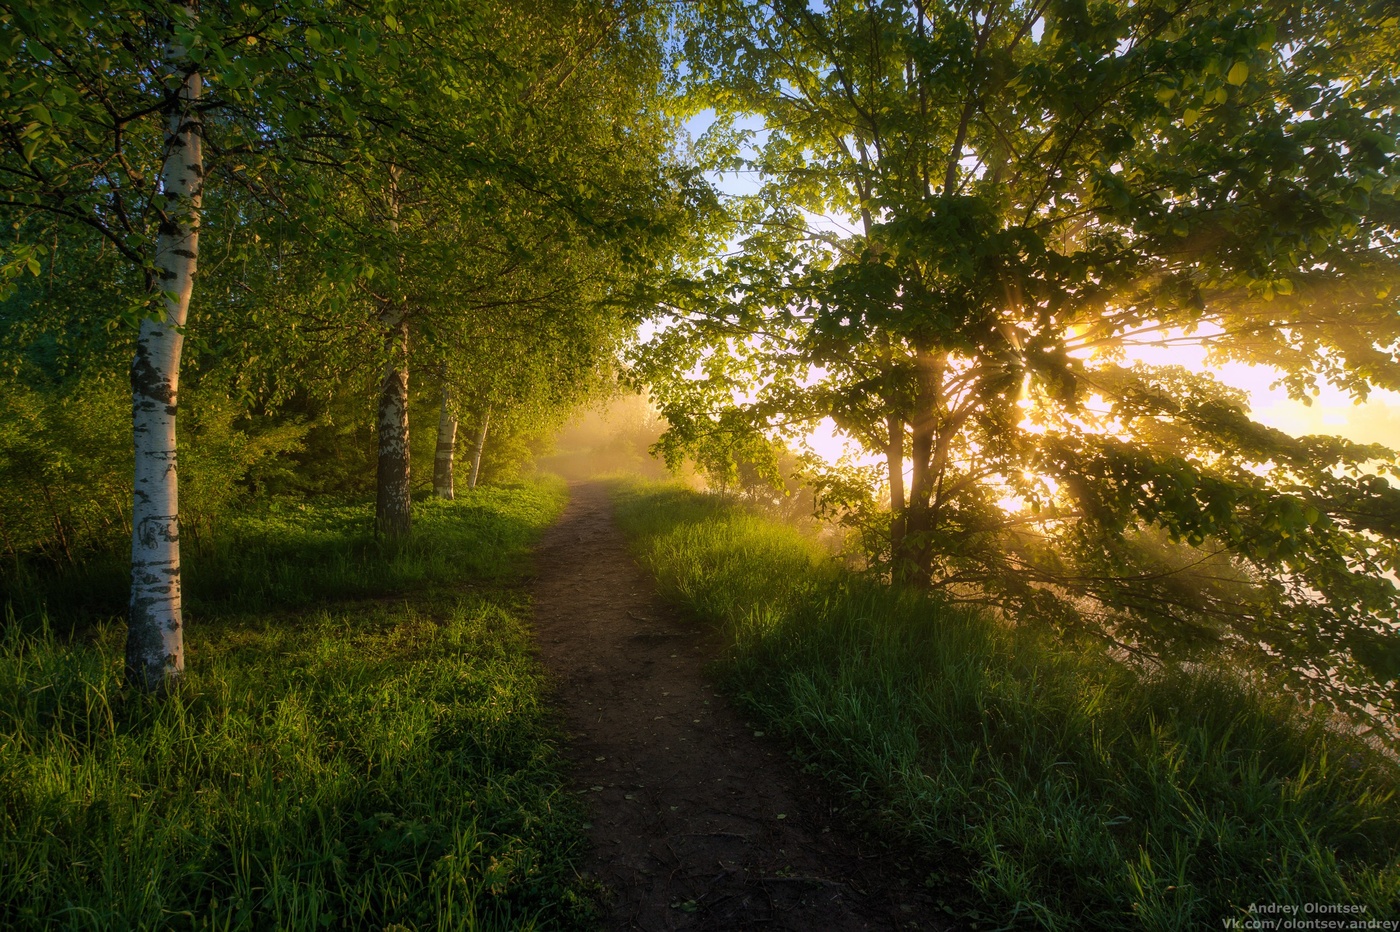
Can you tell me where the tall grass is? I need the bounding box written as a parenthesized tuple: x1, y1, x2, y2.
(0, 478, 594, 931)
(613, 480, 1400, 930)
(2, 481, 561, 628)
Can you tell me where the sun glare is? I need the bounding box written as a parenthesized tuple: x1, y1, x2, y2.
(1092, 322, 1400, 450)
(794, 320, 1399, 510)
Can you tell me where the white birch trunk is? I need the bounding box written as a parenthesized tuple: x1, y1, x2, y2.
(375, 167, 412, 538)
(433, 385, 457, 500)
(375, 312, 412, 537)
(126, 6, 202, 692)
(469, 407, 490, 490)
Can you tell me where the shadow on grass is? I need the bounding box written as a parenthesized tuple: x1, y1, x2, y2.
(0, 476, 596, 931)
(0, 480, 562, 634)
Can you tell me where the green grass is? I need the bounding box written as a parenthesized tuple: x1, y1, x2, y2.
(0, 477, 596, 931)
(613, 479, 1400, 931)
(2, 482, 563, 627)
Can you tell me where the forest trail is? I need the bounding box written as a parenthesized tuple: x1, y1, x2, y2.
(531, 481, 949, 931)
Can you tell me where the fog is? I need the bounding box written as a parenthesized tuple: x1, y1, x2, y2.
(536, 393, 682, 482)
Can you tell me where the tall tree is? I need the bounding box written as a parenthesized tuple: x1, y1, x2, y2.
(433, 379, 458, 499)
(0, 0, 385, 688)
(318, 0, 707, 531)
(641, 0, 1400, 729)
(128, 0, 203, 687)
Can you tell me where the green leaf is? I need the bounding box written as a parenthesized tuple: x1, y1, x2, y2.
(1226, 62, 1248, 86)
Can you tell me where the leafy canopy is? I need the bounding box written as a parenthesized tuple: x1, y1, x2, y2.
(637, 0, 1400, 735)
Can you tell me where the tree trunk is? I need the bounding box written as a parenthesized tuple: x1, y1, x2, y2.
(126, 7, 201, 692)
(877, 320, 906, 575)
(38, 476, 74, 565)
(469, 407, 490, 490)
(434, 384, 457, 500)
(375, 166, 411, 539)
(886, 412, 905, 558)
(375, 312, 412, 538)
(896, 348, 943, 587)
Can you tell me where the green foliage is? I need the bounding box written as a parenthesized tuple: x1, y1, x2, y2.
(0, 0, 711, 649)
(614, 480, 1400, 929)
(0, 0, 389, 291)
(0, 0, 701, 603)
(292, 0, 716, 441)
(0, 372, 321, 570)
(178, 384, 313, 552)
(639, 0, 1400, 736)
(0, 380, 130, 564)
(0, 479, 592, 931)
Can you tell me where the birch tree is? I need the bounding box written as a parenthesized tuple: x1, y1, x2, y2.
(433, 382, 458, 499)
(125, 3, 203, 688)
(0, 0, 385, 689)
(321, 0, 707, 528)
(467, 408, 490, 490)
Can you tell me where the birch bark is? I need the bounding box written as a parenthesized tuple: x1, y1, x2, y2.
(468, 407, 490, 490)
(433, 385, 457, 500)
(375, 168, 412, 538)
(126, 4, 201, 692)
(375, 312, 412, 537)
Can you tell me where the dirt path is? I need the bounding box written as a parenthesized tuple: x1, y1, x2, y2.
(531, 481, 951, 931)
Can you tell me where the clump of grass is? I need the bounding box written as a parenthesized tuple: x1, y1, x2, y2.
(613, 480, 1400, 930)
(0, 478, 593, 931)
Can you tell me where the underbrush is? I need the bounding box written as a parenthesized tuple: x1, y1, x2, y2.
(613, 480, 1400, 931)
(0, 477, 594, 931)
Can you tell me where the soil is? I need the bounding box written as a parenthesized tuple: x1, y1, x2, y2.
(531, 481, 955, 931)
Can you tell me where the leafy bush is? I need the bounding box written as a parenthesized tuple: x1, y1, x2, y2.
(0, 381, 131, 564)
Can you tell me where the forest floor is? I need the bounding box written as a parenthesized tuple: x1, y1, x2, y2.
(531, 480, 951, 932)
